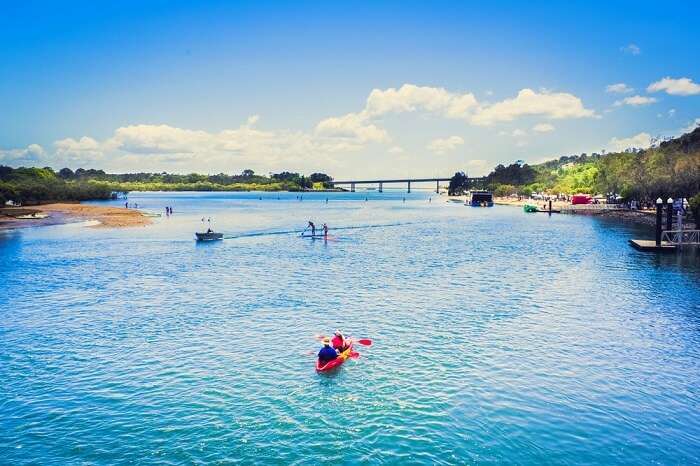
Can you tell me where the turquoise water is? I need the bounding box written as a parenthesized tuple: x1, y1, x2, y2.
(1, 191, 699, 465)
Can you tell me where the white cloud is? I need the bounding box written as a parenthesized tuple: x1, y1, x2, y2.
(512, 129, 527, 137)
(427, 136, 464, 154)
(320, 84, 595, 137)
(606, 132, 652, 152)
(668, 108, 676, 117)
(620, 44, 641, 55)
(613, 95, 658, 106)
(469, 88, 596, 125)
(0, 84, 598, 175)
(606, 83, 634, 93)
(54, 136, 104, 163)
(532, 123, 555, 133)
(0, 144, 46, 163)
(5, 116, 378, 171)
(365, 84, 479, 119)
(314, 111, 388, 144)
(681, 118, 700, 134)
(647, 77, 700, 96)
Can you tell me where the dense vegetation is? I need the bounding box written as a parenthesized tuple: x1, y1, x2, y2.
(0, 167, 335, 204)
(0, 166, 114, 205)
(477, 127, 700, 202)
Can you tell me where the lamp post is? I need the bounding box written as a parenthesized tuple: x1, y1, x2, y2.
(666, 198, 674, 232)
(655, 198, 663, 246)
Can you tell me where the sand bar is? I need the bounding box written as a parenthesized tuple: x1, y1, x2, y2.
(0, 203, 151, 230)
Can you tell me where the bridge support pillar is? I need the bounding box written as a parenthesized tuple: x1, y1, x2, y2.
(378, 182, 383, 193)
(436, 180, 440, 193)
(351, 182, 355, 192)
(655, 198, 663, 246)
(407, 181, 411, 193)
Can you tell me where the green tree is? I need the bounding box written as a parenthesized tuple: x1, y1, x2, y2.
(448, 172, 469, 195)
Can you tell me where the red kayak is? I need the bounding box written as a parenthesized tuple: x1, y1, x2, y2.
(316, 344, 356, 372)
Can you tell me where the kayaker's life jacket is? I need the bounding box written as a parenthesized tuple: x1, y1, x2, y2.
(318, 346, 338, 364)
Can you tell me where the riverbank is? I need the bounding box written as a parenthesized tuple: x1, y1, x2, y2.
(493, 196, 695, 229)
(0, 203, 151, 230)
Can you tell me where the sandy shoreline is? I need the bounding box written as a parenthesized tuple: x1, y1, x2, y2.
(0, 203, 151, 230)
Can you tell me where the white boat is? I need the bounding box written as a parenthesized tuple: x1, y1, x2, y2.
(15, 212, 49, 219)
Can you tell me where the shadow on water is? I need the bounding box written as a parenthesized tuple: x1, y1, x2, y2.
(649, 246, 700, 269)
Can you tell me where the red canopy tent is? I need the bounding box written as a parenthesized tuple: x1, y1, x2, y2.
(571, 194, 592, 205)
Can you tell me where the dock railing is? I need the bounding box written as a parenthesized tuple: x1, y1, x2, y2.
(661, 229, 700, 246)
(560, 204, 625, 213)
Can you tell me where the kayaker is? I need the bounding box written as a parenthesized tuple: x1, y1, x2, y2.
(308, 220, 316, 235)
(322, 223, 328, 237)
(331, 330, 347, 352)
(318, 337, 338, 364)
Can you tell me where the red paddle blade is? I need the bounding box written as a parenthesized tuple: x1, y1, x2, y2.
(356, 339, 372, 346)
(349, 351, 360, 359)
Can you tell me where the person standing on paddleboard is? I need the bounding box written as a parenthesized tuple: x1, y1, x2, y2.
(318, 337, 338, 364)
(308, 221, 316, 236)
(322, 223, 328, 238)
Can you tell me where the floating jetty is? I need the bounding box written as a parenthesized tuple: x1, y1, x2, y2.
(629, 198, 699, 253)
(628, 240, 677, 252)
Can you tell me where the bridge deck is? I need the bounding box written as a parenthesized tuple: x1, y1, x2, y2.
(331, 178, 452, 184)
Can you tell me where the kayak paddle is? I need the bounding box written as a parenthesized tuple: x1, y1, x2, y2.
(315, 335, 372, 346)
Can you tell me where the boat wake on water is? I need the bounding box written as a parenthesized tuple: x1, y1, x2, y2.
(222, 221, 425, 240)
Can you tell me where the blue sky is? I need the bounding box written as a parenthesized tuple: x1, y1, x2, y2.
(1, 0, 699, 177)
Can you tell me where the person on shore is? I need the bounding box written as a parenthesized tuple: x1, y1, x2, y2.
(308, 221, 316, 235)
(318, 337, 338, 365)
(322, 223, 328, 238)
(125, 202, 128, 208)
(331, 330, 347, 352)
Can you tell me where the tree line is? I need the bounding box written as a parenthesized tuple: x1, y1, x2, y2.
(0, 166, 335, 205)
(448, 127, 700, 205)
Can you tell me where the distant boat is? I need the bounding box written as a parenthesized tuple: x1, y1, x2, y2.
(15, 212, 49, 219)
(196, 217, 222, 241)
(469, 191, 494, 207)
(196, 231, 223, 241)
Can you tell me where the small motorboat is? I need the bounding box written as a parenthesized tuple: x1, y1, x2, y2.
(196, 231, 223, 241)
(196, 217, 223, 241)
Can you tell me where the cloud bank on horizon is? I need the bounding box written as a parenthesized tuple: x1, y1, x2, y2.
(0, 2, 698, 177)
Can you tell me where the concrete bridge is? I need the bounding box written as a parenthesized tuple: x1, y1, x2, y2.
(330, 177, 486, 193)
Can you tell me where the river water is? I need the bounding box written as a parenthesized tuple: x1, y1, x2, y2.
(1, 191, 699, 465)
